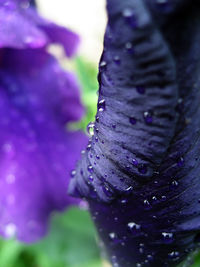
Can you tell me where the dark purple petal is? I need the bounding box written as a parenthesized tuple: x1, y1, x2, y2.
(69, 0, 200, 266)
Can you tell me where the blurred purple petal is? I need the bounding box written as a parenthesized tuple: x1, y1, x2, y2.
(0, 0, 80, 55)
(26, 8, 80, 57)
(1, 49, 84, 123)
(0, 48, 88, 242)
(0, 1, 47, 49)
(0, 0, 87, 242)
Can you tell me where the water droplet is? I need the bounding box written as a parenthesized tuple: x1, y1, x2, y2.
(152, 196, 158, 203)
(171, 180, 179, 187)
(127, 222, 141, 233)
(109, 232, 119, 243)
(129, 117, 137, 125)
(168, 251, 180, 260)
(96, 116, 99, 123)
(99, 61, 107, 72)
(132, 159, 138, 166)
(147, 254, 153, 261)
(88, 175, 94, 182)
(81, 150, 86, 155)
(143, 199, 151, 209)
(162, 232, 174, 244)
(121, 199, 128, 204)
(144, 111, 153, 124)
(86, 144, 92, 151)
(122, 8, 137, 28)
(70, 170, 76, 178)
(113, 56, 121, 65)
(125, 42, 134, 54)
(161, 195, 167, 201)
(98, 99, 106, 112)
(102, 184, 113, 197)
(177, 157, 184, 167)
(87, 165, 93, 173)
(87, 122, 95, 136)
(96, 155, 100, 160)
(125, 186, 133, 194)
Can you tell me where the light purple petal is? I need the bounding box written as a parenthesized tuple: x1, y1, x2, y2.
(2, 49, 84, 124)
(0, 50, 87, 242)
(0, 1, 80, 56)
(26, 8, 80, 57)
(0, 1, 47, 49)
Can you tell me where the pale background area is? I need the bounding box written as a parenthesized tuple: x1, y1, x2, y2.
(37, 0, 107, 64)
(37, 2, 110, 266)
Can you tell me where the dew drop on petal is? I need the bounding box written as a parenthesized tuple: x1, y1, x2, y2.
(168, 251, 180, 260)
(102, 184, 113, 197)
(144, 111, 153, 124)
(109, 232, 119, 243)
(87, 122, 95, 136)
(127, 222, 141, 234)
(171, 180, 179, 187)
(143, 199, 151, 209)
(113, 56, 121, 65)
(162, 232, 174, 244)
(177, 157, 184, 167)
(122, 8, 137, 28)
(87, 165, 94, 173)
(98, 99, 106, 112)
(86, 144, 92, 151)
(132, 159, 138, 166)
(88, 175, 94, 182)
(125, 42, 134, 54)
(99, 61, 107, 72)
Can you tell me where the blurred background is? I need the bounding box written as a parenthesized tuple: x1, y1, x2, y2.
(0, 1, 108, 267)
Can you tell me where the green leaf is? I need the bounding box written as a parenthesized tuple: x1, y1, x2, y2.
(68, 57, 98, 132)
(0, 208, 101, 267)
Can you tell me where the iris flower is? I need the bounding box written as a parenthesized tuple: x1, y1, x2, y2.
(70, 0, 200, 266)
(0, 0, 87, 242)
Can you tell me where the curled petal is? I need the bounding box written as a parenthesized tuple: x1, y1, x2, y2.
(69, 0, 200, 266)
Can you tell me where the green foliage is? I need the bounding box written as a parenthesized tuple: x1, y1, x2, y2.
(68, 57, 98, 132)
(0, 208, 102, 267)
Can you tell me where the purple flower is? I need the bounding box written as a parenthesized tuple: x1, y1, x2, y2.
(70, 0, 200, 266)
(0, 0, 87, 242)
